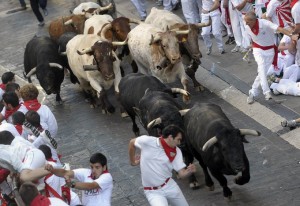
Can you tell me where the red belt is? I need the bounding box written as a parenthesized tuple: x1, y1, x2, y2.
(144, 178, 170, 190)
(252, 42, 278, 69)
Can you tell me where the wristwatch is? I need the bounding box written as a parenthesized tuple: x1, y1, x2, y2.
(70, 181, 76, 188)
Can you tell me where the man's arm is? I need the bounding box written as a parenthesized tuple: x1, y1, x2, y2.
(45, 164, 75, 179)
(288, 34, 299, 55)
(294, 24, 300, 35)
(68, 181, 100, 190)
(276, 27, 293, 37)
(177, 163, 196, 179)
(128, 138, 139, 166)
(235, 0, 250, 11)
(19, 168, 50, 182)
(210, 0, 220, 12)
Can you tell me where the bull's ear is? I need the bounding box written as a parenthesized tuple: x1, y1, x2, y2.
(241, 136, 249, 143)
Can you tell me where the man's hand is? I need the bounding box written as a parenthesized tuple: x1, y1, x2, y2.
(44, 164, 54, 172)
(186, 163, 196, 174)
(130, 155, 140, 166)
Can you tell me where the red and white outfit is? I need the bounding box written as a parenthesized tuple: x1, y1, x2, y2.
(44, 160, 81, 206)
(0, 104, 26, 124)
(246, 19, 279, 96)
(201, 0, 225, 52)
(266, 0, 292, 28)
(19, 99, 58, 138)
(73, 168, 113, 206)
(135, 135, 188, 206)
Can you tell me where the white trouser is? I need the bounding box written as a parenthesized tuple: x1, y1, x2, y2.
(201, 12, 224, 50)
(163, 0, 178, 11)
(240, 14, 251, 49)
(181, 0, 202, 23)
(144, 178, 188, 206)
(130, 0, 147, 18)
(250, 48, 274, 96)
(282, 64, 300, 82)
(229, 3, 242, 46)
(220, 1, 233, 37)
(270, 79, 300, 96)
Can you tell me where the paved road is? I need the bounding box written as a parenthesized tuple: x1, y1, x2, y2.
(0, 0, 300, 205)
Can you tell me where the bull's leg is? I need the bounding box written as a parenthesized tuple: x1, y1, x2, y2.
(185, 61, 204, 91)
(181, 78, 190, 103)
(55, 91, 63, 105)
(131, 60, 138, 73)
(130, 115, 140, 136)
(99, 90, 115, 114)
(194, 154, 214, 190)
(234, 153, 250, 185)
(209, 169, 232, 200)
(115, 92, 128, 118)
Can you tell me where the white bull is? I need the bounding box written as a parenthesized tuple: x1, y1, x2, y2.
(73, 2, 112, 15)
(127, 23, 191, 102)
(66, 34, 126, 114)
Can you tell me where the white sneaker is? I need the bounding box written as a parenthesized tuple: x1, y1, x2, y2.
(272, 88, 280, 95)
(231, 46, 240, 53)
(247, 92, 255, 104)
(265, 92, 272, 100)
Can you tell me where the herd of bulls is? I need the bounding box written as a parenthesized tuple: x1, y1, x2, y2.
(22, 1, 262, 200)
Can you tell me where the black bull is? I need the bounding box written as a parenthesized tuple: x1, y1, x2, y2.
(183, 103, 261, 199)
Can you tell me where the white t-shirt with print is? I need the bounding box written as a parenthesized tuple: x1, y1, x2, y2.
(135, 135, 186, 187)
(73, 168, 113, 206)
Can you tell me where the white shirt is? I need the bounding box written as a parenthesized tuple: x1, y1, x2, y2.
(279, 34, 292, 55)
(0, 105, 26, 124)
(19, 104, 58, 137)
(135, 135, 186, 187)
(73, 168, 113, 206)
(266, 0, 292, 28)
(0, 122, 21, 137)
(49, 197, 69, 206)
(231, 0, 253, 14)
(291, 1, 300, 24)
(202, 0, 220, 14)
(245, 19, 278, 46)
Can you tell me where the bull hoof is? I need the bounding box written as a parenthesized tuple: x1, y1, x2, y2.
(121, 112, 129, 118)
(234, 176, 249, 185)
(90, 104, 96, 109)
(55, 100, 64, 106)
(183, 95, 190, 104)
(189, 181, 200, 190)
(206, 185, 215, 191)
(102, 109, 106, 114)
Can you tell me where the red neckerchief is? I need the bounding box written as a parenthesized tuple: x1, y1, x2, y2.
(291, 0, 299, 8)
(160, 137, 177, 162)
(88, 170, 109, 180)
(30, 194, 51, 206)
(15, 124, 23, 135)
(251, 19, 259, 35)
(23, 99, 41, 111)
(47, 158, 57, 163)
(0, 84, 5, 91)
(4, 104, 21, 120)
(61, 186, 71, 204)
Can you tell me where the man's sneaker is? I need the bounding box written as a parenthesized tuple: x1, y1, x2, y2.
(219, 49, 225, 54)
(231, 45, 240, 53)
(38, 21, 45, 27)
(239, 47, 248, 53)
(272, 88, 280, 95)
(281, 119, 298, 127)
(41, 130, 58, 149)
(206, 47, 212, 55)
(43, 8, 48, 16)
(229, 37, 235, 45)
(265, 92, 272, 100)
(247, 92, 255, 104)
(225, 36, 234, 44)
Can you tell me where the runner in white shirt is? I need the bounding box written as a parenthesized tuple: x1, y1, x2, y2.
(291, 0, 300, 34)
(45, 152, 113, 206)
(19, 182, 69, 206)
(244, 11, 293, 104)
(19, 84, 58, 137)
(0, 72, 15, 102)
(129, 125, 196, 206)
(265, 0, 292, 28)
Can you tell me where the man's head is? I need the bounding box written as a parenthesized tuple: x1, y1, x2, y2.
(89, 153, 108, 179)
(1, 72, 15, 84)
(244, 11, 257, 29)
(39, 144, 52, 160)
(12, 111, 25, 125)
(19, 182, 39, 206)
(2, 91, 20, 109)
(5, 82, 21, 98)
(0, 131, 15, 145)
(25, 110, 40, 127)
(161, 125, 183, 148)
(19, 84, 39, 101)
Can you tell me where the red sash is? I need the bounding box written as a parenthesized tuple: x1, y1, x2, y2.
(23, 99, 41, 111)
(252, 42, 279, 70)
(160, 137, 177, 162)
(251, 19, 259, 35)
(30, 194, 51, 206)
(15, 124, 23, 135)
(4, 104, 21, 120)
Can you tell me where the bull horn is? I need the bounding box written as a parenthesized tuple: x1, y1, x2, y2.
(196, 16, 212, 28)
(171, 88, 190, 96)
(25, 67, 37, 78)
(239, 129, 261, 136)
(60, 51, 67, 56)
(112, 38, 128, 46)
(83, 65, 98, 71)
(64, 19, 73, 25)
(93, 3, 113, 14)
(129, 18, 142, 24)
(202, 136, 218, 151)
(175, 29, 190, 35)
(100, 23, 112, 38)
(179, 109, 190, 116)
(77, 47, 93, 55)
(147, 117, 162, 129)
(49, 63, 63, 69)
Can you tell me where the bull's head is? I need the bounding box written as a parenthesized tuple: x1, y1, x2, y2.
(202, 129, 260, 174)
(78, 40, 127, 80)
(149, 29, 189, 65)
